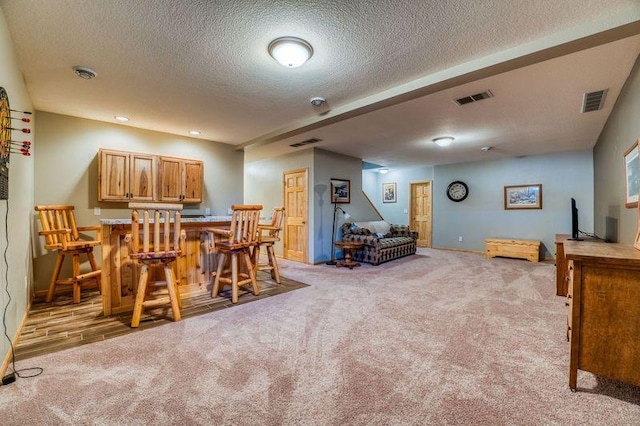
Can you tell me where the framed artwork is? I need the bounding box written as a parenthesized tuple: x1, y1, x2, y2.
(624, 139, 640, 208)
(504, 184, 542, 210)
(330, 178, 350, 203)
(383, 182, 397, 203)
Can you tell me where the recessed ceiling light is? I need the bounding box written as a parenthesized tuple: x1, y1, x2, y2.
(114, 116, 129, 122)
(268, 37, 313, 68)
(481, 146, 492, 152)
(379, 168, 389, 174)
(189, 130, 201, 135)
(433, 136, 454, 147)
(72, 66, 97, 79)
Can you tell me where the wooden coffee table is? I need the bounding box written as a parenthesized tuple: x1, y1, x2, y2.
(334, 241, 364, 269)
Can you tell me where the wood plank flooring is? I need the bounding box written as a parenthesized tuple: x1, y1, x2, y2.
(15, 272, 308, 361)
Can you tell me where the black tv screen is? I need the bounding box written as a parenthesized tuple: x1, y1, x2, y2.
(570, 198, 582, 241)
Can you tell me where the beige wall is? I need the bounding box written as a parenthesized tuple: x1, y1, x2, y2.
(33, 111, 244, 292)
(594, 52, 640, 243)
(0, 8, 35, 374)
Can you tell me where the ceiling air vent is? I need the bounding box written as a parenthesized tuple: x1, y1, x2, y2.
(290, 137, 322, 148)
(454, 90, 493, 106)
(582, 89, 607, 113)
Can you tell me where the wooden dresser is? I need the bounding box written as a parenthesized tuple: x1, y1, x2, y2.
(564, 241, 640, 390)
(554, 233, 600, 296)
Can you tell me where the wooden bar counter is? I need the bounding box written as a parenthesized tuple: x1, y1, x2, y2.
(100, 216, 230, 315)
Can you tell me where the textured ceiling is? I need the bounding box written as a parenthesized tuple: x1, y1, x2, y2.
(1, 0, 639, 167)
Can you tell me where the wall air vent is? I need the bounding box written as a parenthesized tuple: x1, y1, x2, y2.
(454, 90, 493, 106)
(582, 89, 608, 113)
(290, 137, 322, 148)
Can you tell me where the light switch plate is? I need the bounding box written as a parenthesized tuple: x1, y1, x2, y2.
(94, 207, 101, 216)
(205, 208, 210, 215)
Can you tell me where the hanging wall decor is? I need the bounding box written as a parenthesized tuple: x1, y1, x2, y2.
(0, 86, 32, 199)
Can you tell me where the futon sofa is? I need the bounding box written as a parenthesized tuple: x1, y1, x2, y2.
(340, 220, 418, 265)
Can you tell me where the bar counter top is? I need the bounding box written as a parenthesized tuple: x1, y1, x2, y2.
(100, 216, 232, 225)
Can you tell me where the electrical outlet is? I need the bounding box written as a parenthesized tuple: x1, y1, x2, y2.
(403, 209, 408, 214)
(458, 236, 463, 242)
(205, 208, 210, 215)
(94, 207, 101, 216)
(227, 208, 233, 215)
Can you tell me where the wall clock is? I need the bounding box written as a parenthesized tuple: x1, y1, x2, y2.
(447, 180, 468, 202)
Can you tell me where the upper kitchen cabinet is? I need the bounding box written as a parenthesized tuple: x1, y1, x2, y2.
(98, 149, 203, 203)
(158, 156, 203, 203)
(98, 149, 156, 202)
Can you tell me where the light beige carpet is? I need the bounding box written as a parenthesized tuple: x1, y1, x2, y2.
(0, 248, 638, 425)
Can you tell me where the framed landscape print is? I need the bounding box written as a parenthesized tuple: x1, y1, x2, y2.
(504, 184, 542, 210)
(624, 139, 639, 208)
(330, 178, 350, 203)
(383, 182, 397, 203)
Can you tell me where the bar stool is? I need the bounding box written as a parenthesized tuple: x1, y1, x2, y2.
(126, 203, 185, 328)
(252, 207, 285, 283)
(210, 204, 262, 303)
(34, 205, 102, 304)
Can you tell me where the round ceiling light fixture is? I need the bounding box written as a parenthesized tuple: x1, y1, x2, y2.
(189, 130, 201, 135)
(433, 136, 454, 147)
(481, 146, 492, 152)
(72, 66, 98, 80)
(268, 37, 313, 68)
(114, 116, 129, 122)
(379, 168, 389, 174)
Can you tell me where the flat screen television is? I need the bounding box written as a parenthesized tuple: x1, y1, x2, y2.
(569, 198, 583, 241)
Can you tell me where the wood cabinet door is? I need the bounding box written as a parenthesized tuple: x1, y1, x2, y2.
(99, 149, 130, 201)
(129, 153, 156, 201)
(158, 156, 183, 202)
(182, 160, 203, 203)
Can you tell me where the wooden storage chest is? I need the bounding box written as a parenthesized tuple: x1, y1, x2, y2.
(485, 238, 540, 262)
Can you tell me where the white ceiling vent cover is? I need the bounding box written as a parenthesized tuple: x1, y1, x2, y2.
(290, 137, 322, 148)
(454, 90, 493, 106)
(582, 89, 608, 113)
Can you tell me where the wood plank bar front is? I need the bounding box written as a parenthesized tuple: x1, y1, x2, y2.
(100, 218, 230, 315)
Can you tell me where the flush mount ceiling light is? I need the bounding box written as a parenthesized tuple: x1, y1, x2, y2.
(433, 136, 454, 147)
(72, 66, 97, 79)
(379, 168, 389, 174)
(268, 37, 313, 68)
(189, 130, 201, 135)
(114, 116, 129, 122)
(310, 97, 326, 107)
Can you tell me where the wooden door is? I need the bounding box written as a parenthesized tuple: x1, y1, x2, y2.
(158, 156, 182, 202)
(283, 169, 308, 262)
(98, 149, 130, 201)
(129, 153, 156, 201)
(182, 160, 203, 203)
(410, 181, 432, 247)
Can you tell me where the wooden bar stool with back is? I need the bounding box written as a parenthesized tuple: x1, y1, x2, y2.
(209, 204, 262, 304)
(34, 205, 102, 304)
(126, 203, 185, 328)
(252, 207, 285, 284)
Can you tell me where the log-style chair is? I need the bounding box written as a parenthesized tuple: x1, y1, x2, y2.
(252, 207, 285, 283)
(34, 205, 102, 304)
(210, 204, 262, 304)
(126, 203, 185, 328)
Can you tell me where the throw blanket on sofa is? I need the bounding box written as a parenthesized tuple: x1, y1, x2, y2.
(340, 221, 418, 265)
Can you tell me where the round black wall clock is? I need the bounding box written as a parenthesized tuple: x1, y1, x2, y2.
(447, 180, 469, 202)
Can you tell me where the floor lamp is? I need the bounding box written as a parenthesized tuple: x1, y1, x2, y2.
(326, 198, 351, 265)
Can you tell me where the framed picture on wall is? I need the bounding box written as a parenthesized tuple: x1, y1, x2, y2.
(383, 182, 397, 203)
(504, 184, 542, 210)
(330, 178, 350, 203)
(624, 139, 639, 208)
